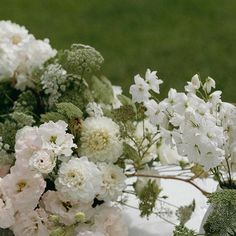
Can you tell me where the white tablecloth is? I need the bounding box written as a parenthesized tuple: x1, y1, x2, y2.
(125, 178, 217, 236)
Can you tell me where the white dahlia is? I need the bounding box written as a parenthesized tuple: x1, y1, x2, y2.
(97, 163, 126, 201)
(0, 178, 15, 228)
(1, 167, 46, 213)
(79, 117, 123, 163)
(55, 157, 102, 203)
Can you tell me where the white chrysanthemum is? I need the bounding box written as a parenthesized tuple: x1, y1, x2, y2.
(1, 167, 46, 213)
(41, 191, 93, 226)
(97, 163, 126, 201)
(86, 102, 104, 117)
(80, 117, 122, 163)
(38, 120, 77, 157)
(93, 205, 128, 236)
(29, 150, 56, 174)
(55, 157, 102, 202)
(0, 178, 15, 228)
(12, 209, 49, 236)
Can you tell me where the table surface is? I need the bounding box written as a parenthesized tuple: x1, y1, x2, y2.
(124, 177, 217, 236)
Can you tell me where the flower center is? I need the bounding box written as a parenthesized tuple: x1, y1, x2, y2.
(66, 170, 84, 187)
(11, 35, 22, 45)
(17, 180, 27, 192)
(87, 130, 109, 152)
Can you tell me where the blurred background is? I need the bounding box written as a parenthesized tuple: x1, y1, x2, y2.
(1, 0, 236, 101)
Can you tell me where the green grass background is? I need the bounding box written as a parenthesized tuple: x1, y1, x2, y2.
(1, 0, 236, 101)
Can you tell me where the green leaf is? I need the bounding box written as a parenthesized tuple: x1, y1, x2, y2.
(176, 200, 195, 225)
(41, 112, 67, 123)
(56, 102, 83, 119)
(123, 143, 140, 163)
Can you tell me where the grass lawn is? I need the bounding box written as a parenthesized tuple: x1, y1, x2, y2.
(1, 0, 236, 101)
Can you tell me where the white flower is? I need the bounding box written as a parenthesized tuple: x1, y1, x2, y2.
(55, 157, 102, 202)
(39, 120, 77, 157)
(145, 69, 163, 93)
(158, 142, 187, 165)
(129, 74, 150, 103)
(97, 163, 126, 201)
(0, 178, 15, 228)
(1, 167, 46, 213)
(86, 102, 104, 117)
(93, 205, 128, 236)
(12, 208, 49, 236)
(15, 126, 42, 161)
(77, 231, 104, 236)
(29, 150, 56, 174)
(80, 117, 122, 163)
(184, 74, 201, 93)
(203, 76, 215, 94)
(41, 191, 93, 225)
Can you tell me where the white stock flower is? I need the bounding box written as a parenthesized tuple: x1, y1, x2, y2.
(203, 76, 215, 94)
(80, 117, 122, 163)
(93, 205, 128, 236)
(1, 167, 46, 213)
(41, 191, 93, 225)
(55, 157, 102, 202)
(129, 74, 150, 103)
(12, 209, 49, 236)
(145, 69, 163, 93)
(86, 102, 104, 117)
(97, 163, 126, 201)
(39, 120, 76, 157)
(184, 74, 201, 93)
(29, 150, 56, 174)
(0, 178, 15, 228)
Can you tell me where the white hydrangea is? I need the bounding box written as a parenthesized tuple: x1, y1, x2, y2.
(79, 117, 123, 163)
(0, 20, 56, 90)
(86, 102, 104, 117)
(97, 163, 126, 201)
(29, 150, 56, 174)
(93, 205, 128, 236)
(38, 120, 76, 157)
(55, 157, 102, 202)
(0, 178, 15, 228)
(41, 190, 93, 226)
(1, 166, 46, 213)
(12, 208, 49, 236)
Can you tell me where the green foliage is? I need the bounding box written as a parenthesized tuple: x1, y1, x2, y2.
(176, 200, 196, 225)
(204, 190, 236, 236)
(40, 112, 67, 123)
(56, 102, 83, 119)
(10, 112, 35, 128)
(59, 44, 104, 76)
(112, 105, 136, 123)
(87, 75, 114, 104)
(173, 225, 197, 236)
(13, 90, 38, 115)
(138, 180, 161, 217)
(123, 143, 140, 163)
(0, 228, 14, 236)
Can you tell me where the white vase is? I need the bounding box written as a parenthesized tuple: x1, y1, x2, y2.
(198, 204, 213, 234)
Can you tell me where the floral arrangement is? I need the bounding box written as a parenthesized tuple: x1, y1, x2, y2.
(0, 20, 235, 236)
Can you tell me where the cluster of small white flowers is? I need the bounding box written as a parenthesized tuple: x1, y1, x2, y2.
(40, 63, 68, 107)
(86, 102, 104, 117)
(129, 68, 163, 103)
(130, 71, 236, 171)
(0, 20, 56, 90)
